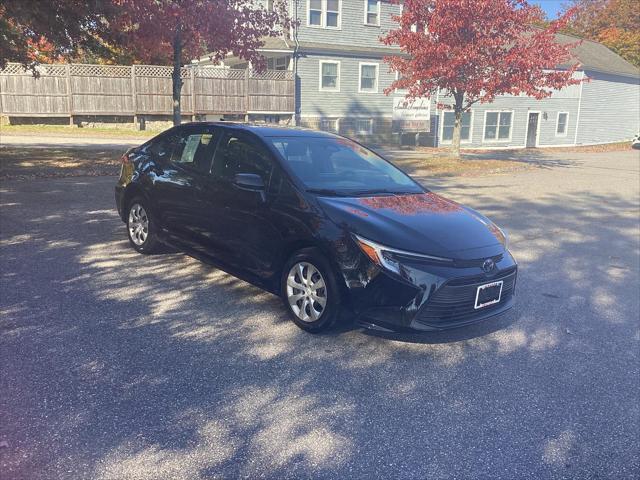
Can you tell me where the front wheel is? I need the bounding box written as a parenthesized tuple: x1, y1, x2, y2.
(281, 249, 341, 333)
(126, 197, 160, 254)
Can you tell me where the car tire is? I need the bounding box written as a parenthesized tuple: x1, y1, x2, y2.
(281, 248, 341, 333)
(126, 196, 160, 254)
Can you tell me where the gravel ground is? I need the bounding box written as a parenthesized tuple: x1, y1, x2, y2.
(0, 148, 639, 479)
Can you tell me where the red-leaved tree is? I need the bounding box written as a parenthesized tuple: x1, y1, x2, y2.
(382, 0, 583, 156)
(112, 0, 290, 125)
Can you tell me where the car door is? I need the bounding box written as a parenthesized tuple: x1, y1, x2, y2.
(150, 125, 219, 247)
(204, 130, 284, 278)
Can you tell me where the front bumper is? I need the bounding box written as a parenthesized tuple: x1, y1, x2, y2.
(345, 251, 518, 332)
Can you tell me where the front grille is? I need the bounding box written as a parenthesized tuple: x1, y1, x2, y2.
(453, 254, 504, 269)
(415, 268, 517, 328)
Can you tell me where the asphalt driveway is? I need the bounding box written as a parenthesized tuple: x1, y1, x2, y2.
(1, 148, 639, 479)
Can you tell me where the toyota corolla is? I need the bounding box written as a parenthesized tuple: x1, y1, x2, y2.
(115, 123, 517, 332)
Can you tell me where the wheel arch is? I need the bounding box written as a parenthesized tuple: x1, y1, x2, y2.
(276, 238, 349, 300)
(122, 183, 152, 221)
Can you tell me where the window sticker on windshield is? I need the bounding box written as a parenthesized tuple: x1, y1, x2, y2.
(200, 134, 213, 145)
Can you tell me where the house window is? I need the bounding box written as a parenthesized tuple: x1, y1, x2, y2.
(442, 111, 472, 143)
(398, 2, 419, 32)
(260, 0, 274, 10)
(309, 0, 322, 25)
(320, 118, 339, 132)
(355, 118, 373, 135)
(267, 57, 289, 70)
(359, 63, 378, 93)
(308, 0, 341, 28)
(326, 0, 340, 27)
(484, 111, 513, 141)
(556, 112, 569, 137)
(365, 0, 380, 25)
(319, 61, 340, 91)
(394, 70, 409, 93)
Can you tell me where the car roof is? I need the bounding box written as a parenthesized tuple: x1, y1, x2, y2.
(180, 121, 339, 139)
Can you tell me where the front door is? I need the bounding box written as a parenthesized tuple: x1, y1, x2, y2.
(526, 113, 539, 148)
(204, 130, 283, 277)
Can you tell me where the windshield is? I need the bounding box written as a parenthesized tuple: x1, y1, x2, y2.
(267, 136, 423, 196)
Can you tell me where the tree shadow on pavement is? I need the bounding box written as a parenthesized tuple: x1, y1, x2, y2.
(0, 169, 638, 479)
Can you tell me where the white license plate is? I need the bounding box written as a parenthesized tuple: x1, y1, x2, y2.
(474, 280, 504, 309)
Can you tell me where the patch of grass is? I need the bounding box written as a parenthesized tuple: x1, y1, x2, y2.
(0, 145, 123, 179)
(392, 155, 530, 178)
(0, 144, 532, 180)
(0, 124, 158, 139)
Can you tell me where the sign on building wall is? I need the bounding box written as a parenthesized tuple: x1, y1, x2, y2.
(392, 97, 431, 132)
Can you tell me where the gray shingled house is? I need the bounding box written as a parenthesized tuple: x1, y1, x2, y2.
(198, 0, 640, 148)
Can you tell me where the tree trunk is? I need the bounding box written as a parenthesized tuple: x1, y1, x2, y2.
(172, 24, 183, 126)
(450, 91, 464, 159)
(451, 110, 462, 159)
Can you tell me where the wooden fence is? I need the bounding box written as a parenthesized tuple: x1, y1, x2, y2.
(0, 63, 295, 120)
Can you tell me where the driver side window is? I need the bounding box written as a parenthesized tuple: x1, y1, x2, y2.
(212, 132, 272, 182)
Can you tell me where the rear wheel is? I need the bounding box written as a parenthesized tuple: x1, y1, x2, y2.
(126, 197, 160, 254)
(281, 249, 341, 332)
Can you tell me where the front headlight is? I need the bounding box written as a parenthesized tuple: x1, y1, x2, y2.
(353, 235, 453, 275)
(493, 224, 509, 250)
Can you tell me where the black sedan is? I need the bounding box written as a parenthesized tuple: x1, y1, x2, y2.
(115, 123, 517, 332)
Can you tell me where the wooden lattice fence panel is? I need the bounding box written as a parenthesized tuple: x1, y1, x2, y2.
(0, 64, 69, 115)
(69, 64, 131, 77)
(70, 64, 133, 114)
(0, 62, 294, 117)
(248, 69, 294, 113)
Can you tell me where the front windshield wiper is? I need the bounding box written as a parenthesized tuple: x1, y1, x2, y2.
(306, 188, 348, 197)
(348, 189, 419, 197)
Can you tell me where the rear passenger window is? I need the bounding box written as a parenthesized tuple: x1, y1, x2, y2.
(170, 130, 216, 173)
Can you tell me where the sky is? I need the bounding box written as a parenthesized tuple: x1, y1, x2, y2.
(530, 0, 566, 19)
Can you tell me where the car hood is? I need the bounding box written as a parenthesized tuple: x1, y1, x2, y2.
(316, 192, 506, 260)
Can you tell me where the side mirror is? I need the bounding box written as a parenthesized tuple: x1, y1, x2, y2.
(233, 173, 265, 190)
(233, 173, 267, 202)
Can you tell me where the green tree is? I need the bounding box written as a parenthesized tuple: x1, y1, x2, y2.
(562, 0, 640, 67)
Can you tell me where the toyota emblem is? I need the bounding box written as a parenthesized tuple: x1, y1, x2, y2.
(482, 258, 495, 273)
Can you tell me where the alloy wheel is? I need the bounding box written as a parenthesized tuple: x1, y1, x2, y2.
(286, 262, 327, 322)
(128, 203, 149, 246)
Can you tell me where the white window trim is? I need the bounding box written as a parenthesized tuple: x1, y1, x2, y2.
(363, 0, 381, 26)
(307, 0, 342, 30)
(482, 110, 514, 143)
(555, 111, 569, 137)
(440, 109, 474, 144)
(358, 62, 379, 94)
(355, 118, 374, 135)
(320, 117, 340, 132)
(307, 0, 322, 27)
(319, 60, 341, 92)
